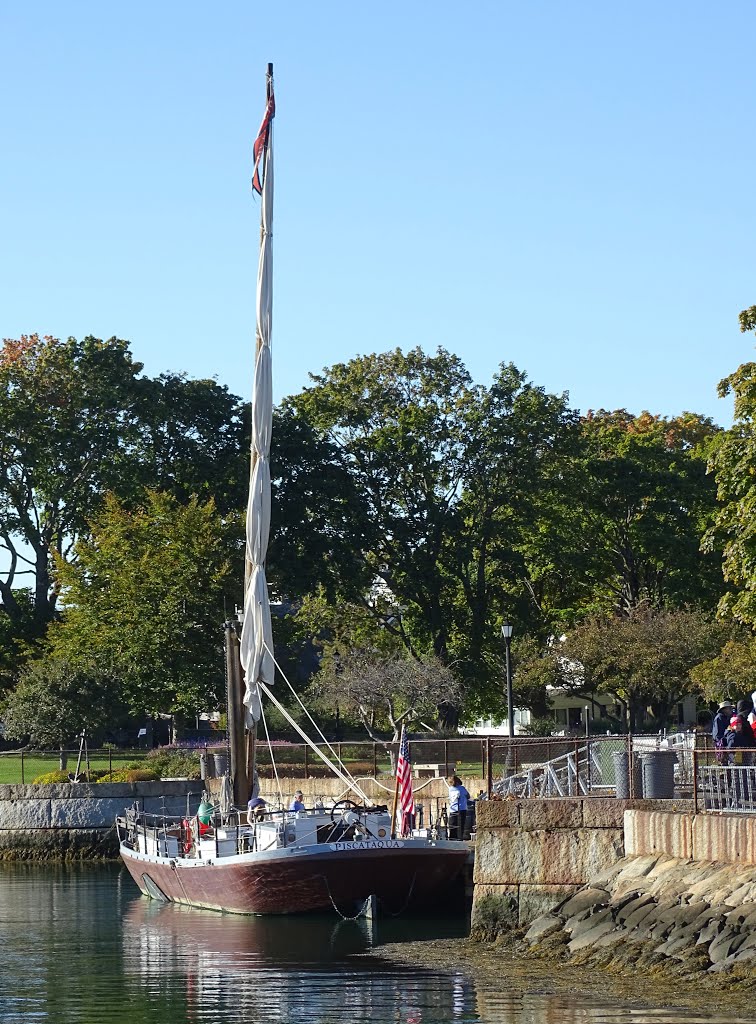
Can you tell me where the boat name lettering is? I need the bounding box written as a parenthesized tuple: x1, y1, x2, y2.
(329, 840, 403, 851)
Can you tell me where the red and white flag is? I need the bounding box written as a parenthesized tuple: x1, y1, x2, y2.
(251, 86, 275, 195)
(396, 727, 414, 836)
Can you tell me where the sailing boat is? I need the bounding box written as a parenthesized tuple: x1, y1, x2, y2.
(117, 66, 469, 915)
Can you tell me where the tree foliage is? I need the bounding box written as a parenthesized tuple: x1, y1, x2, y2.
(290, 347, 578, 719)
(51, 491, 237, 723)
(569, 410, 722, 617)
(558, 607, 725, 730)
(1, 657, 118, 749)
(0, 335, 145, 626)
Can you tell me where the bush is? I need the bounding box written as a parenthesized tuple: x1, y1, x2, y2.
(32, 770, 71, 784)
(522, 717, 557, 737)
(97, 767, 159, 783)
(144, 748, 201, 780)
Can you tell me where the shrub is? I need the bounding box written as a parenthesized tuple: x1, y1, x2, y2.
(97, 767, 159, 783)
(32, 770, 71, 784)
(144, 748, 201, 780)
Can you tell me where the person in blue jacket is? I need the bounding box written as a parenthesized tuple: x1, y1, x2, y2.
(446, 775, 470, 840)
(712, 699, 734, 763)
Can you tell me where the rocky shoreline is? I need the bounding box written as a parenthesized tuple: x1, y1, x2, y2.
(469, 853, 756, 988)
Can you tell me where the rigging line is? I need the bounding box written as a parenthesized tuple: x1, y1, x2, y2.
(260, 641, 371, 802)
(259, 697, 284, 810)
(263, 639, 354, 776)
(257, 677, 371, 803)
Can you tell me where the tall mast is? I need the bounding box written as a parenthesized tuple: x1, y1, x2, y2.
(232, 63, 276, 808)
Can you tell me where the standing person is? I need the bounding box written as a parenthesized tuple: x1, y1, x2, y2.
(446, 775, 470, 841)
(289, 790, 305, 812)
(712, 700, 734, 764)
(725, 714, 756, 806)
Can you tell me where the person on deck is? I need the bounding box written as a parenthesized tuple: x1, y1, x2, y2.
(446, 775, 470, 841)
(247, 795, 267, 820)
(289, 791, 305, 812)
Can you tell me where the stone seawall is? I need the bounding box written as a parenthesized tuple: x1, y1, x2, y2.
(472, 797, 692, 929)
(0, 781, 204, 860)
(474, 801, 756, 985)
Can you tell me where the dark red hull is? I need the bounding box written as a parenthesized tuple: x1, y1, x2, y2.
(120, 841, 468, 915)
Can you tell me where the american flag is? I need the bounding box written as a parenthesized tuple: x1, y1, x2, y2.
(396, 727, 414, 836)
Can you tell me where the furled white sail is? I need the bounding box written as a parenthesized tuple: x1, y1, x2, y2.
(240, 72, 275, 724)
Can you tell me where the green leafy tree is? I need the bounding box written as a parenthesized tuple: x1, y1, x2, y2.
(131, 372, 249, 515)
(51, 491, 237, 736)
(558, 607, 725, 730)
(570, 410, 722, 617)
(268, 407, 372, 603)
(1, 657, 118, 765)
(690, 630, 756, 704)
(0, 335, 145, 627)
(291, 348, 578, 721)
(705, 336, 756, 625)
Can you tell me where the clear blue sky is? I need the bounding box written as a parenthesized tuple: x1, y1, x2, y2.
(1, 1, 754, 425)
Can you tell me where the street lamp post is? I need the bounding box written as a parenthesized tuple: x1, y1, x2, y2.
(501, 623, 514, 739)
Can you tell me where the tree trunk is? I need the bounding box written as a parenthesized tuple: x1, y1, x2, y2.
(59, 746, 68, 771)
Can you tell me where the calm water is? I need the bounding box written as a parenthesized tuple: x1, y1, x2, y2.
(0, 863, 752, 1024)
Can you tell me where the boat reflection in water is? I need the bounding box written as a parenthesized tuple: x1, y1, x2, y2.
(122, 896, 474, 1022)
(121, 896, 756, 1024)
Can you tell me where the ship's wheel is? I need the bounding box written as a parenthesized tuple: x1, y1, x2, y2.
(329, 798, 361, 824)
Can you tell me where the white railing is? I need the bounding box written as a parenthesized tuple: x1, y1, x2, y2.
(698, 764, 756, 814)
(492, 732, 695, 800)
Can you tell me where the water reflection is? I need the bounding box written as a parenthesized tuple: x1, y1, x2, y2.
(122, 898, 476, 1022)
(0, 863, 753, 1024)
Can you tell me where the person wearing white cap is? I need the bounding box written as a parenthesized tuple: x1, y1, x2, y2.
(712, 699, 734, 764)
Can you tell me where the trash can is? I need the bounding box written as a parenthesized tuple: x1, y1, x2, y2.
(464, 800, 476, 839)
(213, 752, 229, 777)
(640, 750, 677, 799)
(199, 751, 215, 780)
(612, 750, 642, 799)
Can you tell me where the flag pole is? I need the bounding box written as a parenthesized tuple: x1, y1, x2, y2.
(390, 725, 404, 839)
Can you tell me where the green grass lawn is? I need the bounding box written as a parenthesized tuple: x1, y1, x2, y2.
(0, 751, 486, 785)
(0, 752, 146, 784)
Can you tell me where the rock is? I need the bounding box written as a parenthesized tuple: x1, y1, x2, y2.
(616, 892, 654, 923)
(696, 916, 726, 946)
(708, 928, 744, 964)
(567, 915, 617, 952)
(524, 913, 563, 945)
(559, 887, 609, 918)
(567, 906, 614, 940)
(623, 901, 658, 931)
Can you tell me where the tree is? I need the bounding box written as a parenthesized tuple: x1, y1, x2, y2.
(1, 657, 118, 766)
(51, 491, 237, 736)
(268, 407, 372, 603)
(313, 649, 462, 744)
(558, 607, 725, 730)
(690, 630, 756, 704)
(130, 372, 249, 516)
(0, 335, 146, 628)
(706, 357, 756, 626)
(569, 410, 723, 617)
(0, 336, 250, 634)
(290, 347, 578, 721)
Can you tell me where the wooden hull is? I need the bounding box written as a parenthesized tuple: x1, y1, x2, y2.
(120, 840, 468, 915)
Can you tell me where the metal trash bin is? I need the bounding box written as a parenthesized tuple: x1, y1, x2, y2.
(213, 752, 230, 777)
(199, 751, 215, 780)
(640, 750, 677, 799)
(612, 750, 642, 799)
